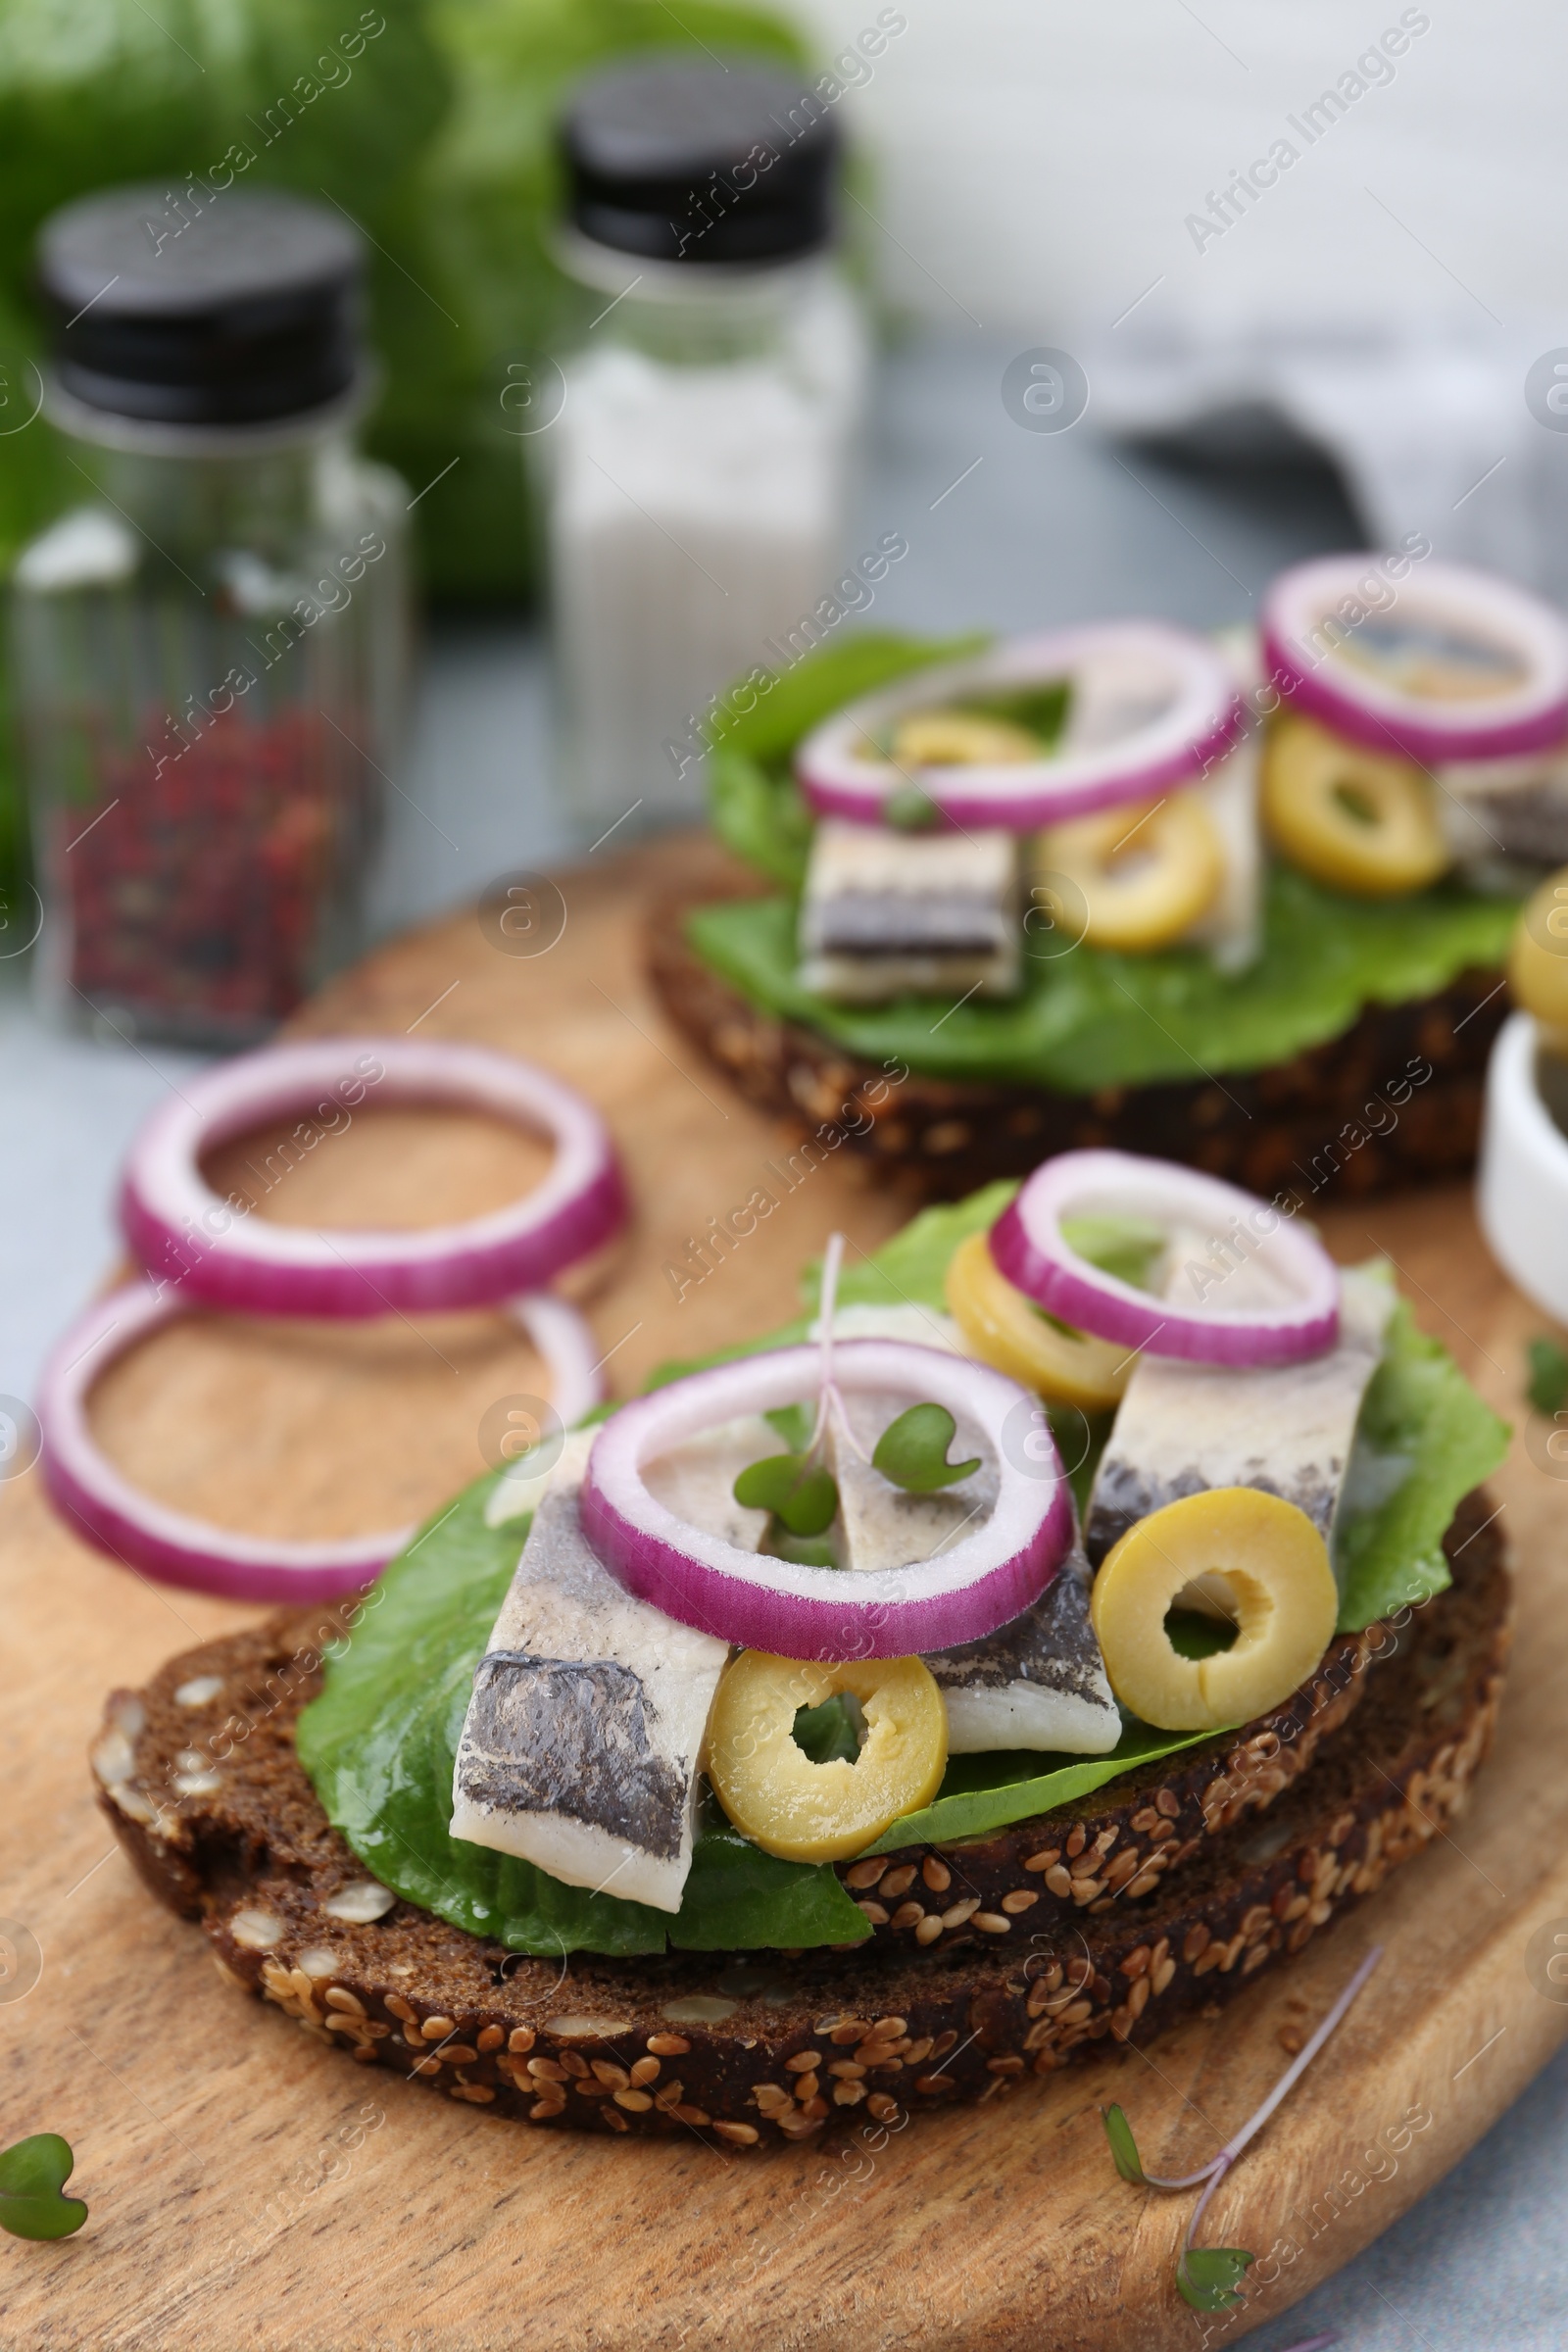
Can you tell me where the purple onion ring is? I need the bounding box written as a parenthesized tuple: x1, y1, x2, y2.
(38, 1280, 603, 1602)
(989, 1150, 1340, 1367)
(120, 1037, 627, 1317)
(794, 622, 1246, 830)
(1261, 554, 1568, 764)
(581, 1339, 1074, 1660)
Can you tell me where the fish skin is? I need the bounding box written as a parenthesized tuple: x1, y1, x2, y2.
(825, 1387, 999, 1578)
(825, 1389, 1119, 1756)
(451, 1429, 760, 1915)
(927, 1546, 1120, 1754)
(462, 1649, 690, 1860)
(799, 817, 1019, 1002)
(1084, 1265, 1395, 1565)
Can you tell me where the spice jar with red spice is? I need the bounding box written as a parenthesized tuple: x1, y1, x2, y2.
(11, 185, 410, 1046)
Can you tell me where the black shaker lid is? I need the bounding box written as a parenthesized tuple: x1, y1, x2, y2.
(561, 57, 840, 266)
(36, 185, 364, 427)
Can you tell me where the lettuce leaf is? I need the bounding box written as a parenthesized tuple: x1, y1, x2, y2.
(1333, 1296, 1509, 1629)
(687, 876, 1517, 1094)
(863, 1724, 1215, 1854)
(708, 631, 985, 886)
(833, 1181, 1018, 1309)
(697, 631, 1518, 1089)
(296, 1474, 869, 1959)
(297, 1194, 1507, 1957)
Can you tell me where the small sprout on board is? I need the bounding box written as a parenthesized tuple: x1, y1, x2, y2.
(1100, 1948, 1381, 2316)
(0, 2134, 88, 2240)
(1176, 2243, 1255, 2313)
(1102, 2101, 1146, 2185)
(872, 1402, 981, 1494)
(1526, 1335, 1568, 1418)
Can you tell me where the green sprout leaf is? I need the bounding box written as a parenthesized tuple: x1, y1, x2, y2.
(1527, 1335, 1568, 1418)
(1176, 2246, 1254, 2312)
(733, 1453, 839, 1538)
(0, 2134, 88, 2240)
(1102, 2104, 1147, 2186)
(965, 680, 1072, 747)
(1059, 1212, 1167, 1293)
(872, 1402, 981, 1494)
(767, 1528, 840, 1569)
(884, 782, 942, 831)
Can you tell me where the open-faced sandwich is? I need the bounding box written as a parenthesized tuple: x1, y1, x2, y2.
(650, 550, 1568, 1200)
(93, 1148, 1511, 2145)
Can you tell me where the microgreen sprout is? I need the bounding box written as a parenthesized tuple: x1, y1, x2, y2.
(735, 1235, 981, 1535)
(1526, 1334, 1568, 1418)
(0, 2134, 88, 2240)
(806, 1232, 858, 1457)
(734, 1233, 855, 1541)
(732, 1452, 839, 1538)
(884, 781, 942, 831)
(1100, 1946, 1381, 2313)
(873, 1401, 980, 1493)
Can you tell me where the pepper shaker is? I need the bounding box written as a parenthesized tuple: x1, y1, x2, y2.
(12, 185, 411, 1046)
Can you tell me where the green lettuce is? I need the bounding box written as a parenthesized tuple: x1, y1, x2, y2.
(824, 1192, 1509, 1638)
(0, 0, 806, 901)
(297, 1191, 1507, 1957)
(688, 878, 1516, 1094)
(697, 633, 1518, 1089)
(1332, 1295, 1509, 1629)
(296, 1473, 870, 1958)
(708, 632, 985, 885)
(862, 1725, 1215, 1855)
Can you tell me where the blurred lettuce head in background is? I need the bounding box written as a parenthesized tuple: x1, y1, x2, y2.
(0, 0, 806, 893)
(0, 0, 806, 595)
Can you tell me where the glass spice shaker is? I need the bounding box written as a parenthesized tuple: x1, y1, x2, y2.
(12, 185, 411, 1047)
(542, 57, 867, 840)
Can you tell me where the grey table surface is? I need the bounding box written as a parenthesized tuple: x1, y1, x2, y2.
(1, 332, 1561, 2347)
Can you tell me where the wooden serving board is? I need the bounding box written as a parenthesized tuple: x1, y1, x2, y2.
(2, 832, 1565, 2352)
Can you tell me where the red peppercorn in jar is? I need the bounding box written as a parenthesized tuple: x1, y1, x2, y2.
(12, 186, 410, 1046)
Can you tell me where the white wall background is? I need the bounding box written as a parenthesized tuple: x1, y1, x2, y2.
(794, 0, 1559, 341)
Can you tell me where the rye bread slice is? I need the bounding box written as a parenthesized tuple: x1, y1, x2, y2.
(94, 1509, 1508, 2143)
(645, 888, 1506, 1202)
(851, 1492, 1493, 1950)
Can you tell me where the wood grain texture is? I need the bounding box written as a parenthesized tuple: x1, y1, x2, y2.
(1, 831, 1564, 2351)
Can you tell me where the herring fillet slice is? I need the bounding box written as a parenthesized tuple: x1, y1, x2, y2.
(926, 1543, 1119, 1754)
(798, 817, 1020, 1003)
(825, 1386, 1000, 1580)
(1084, 1264, 1395, 1565)
(1183, 734, 1261, 975)
(826, 1390, 1119, 1755)
(451, 1424, 781, 1914)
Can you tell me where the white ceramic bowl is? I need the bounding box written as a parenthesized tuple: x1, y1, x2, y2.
(1478, 1010, 1568, 1320)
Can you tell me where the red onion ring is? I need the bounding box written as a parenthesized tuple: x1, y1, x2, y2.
(120, 1038, 627, 1318)
(37, 1281, 604, 1602)
(794, 622, 1245, 830)
(989, 1150, 1340, 1367)
(1261, 555, 1568, 764)
(580, 1339, 1074, 1660)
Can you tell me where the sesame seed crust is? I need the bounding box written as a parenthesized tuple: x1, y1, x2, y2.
(96, 1503, 1509, 2144)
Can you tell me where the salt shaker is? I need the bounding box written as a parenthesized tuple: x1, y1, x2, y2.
(12, 185, 410, 1047)
(543, 57, 866, 838)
